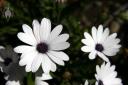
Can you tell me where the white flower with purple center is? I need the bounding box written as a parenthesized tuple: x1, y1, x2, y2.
(14, 18, 70, 73)
(95, 62, 122, 85)
(81, 25, 121, 62)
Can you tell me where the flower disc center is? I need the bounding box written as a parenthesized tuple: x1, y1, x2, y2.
(98, 80, 104, 85)
(36, 42, 49, 53)
(4, 57, 12, 66)
(95, 44, 104, 52)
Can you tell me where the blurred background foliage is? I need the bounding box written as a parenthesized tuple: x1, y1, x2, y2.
(0, 0, 128, 85)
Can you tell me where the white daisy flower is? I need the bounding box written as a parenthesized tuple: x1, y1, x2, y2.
(81, 25, 121, 62)
(5, 80, 20, 85)
(84, 80, 89, 85)
(14, 18, 70, 73)
(95, 62, 122, 85)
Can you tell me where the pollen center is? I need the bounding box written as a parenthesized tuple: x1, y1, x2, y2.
(4, 57, 12, 66)
(98, 80, 104, 85)
(95, 43, 104, 52)
(36, 42, 49, 53)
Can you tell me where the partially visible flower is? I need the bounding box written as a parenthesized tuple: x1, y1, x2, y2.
(0, 46, 26, 81)
(81, 25, 121, 62)
(95, 62, 122, 85)
(4, 7, 13, 19)
(5, 80, 20, 85)
(84, 80, 89, 85)
(0, 46, 19, 72)
(14, 18, 70, 73)
(35, 73, 52, 85)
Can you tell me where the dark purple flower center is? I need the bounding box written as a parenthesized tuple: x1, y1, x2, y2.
(95, 43, 104, 52)
(4, 57, 12, 66)
(98, 80, 104, 85)
(36, 42, 49, 53)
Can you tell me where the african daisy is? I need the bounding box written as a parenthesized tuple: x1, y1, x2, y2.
(81, 25, 121, 62)
(95, 62, 122, 85)
(14, 18, 70, 73)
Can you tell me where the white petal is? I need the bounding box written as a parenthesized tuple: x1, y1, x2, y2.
(100, 28, 110, 43)
(17, 32, 37, 46)
(47, 52, 65, 66)
(114, 45, 121, 48)
(35, 77, 49, 85)
(103, 36, 120, 49)
(51, 34, 69, 44)
(96, 65, 100, 75)
(97, 25, 103, 43)
(33, 19, 41, 42)
(104, 72, 117, 80)
(95, 82, 98, 85)
(84, 32, 94, 42)
(81, 39, 95, 47)
(91, 26, 97, 43)
(14, 45, 35, 53)
(104, 78, 122, 85)
(104, 33, 117, 43)
(19, 54, 30, 66)
(4, 75, 9, 80)
(49, 51, 69, 61)
(50, 42, 70, 51)
(40, 18, 51, 41)
(24, 51, 38, 72)
(103, 48, 119, 56)
(97, 52, 109, 62)
(50, 60, 57, 72)
(41, 54, 51, 73)
(40, 73, 52, 80)
(81, 46, 93, 52)
(19, 50, 37, 66)
(31, 53, 42, 72)
(36, 81, 48, 85)
(22, 24, 32, 34)
(89, 51, 96, 59)
(48, 25, 63, 41)
(84, 80, 89, 85)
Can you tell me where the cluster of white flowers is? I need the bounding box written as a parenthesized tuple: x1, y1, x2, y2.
(0, 18, 123, 85)
(82, 25, 122, 85)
